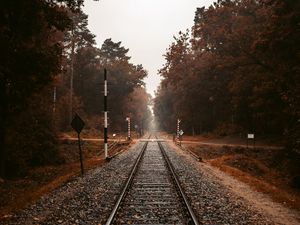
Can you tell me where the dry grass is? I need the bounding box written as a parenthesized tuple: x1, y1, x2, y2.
(163, 132, 300, 212)
(185, 142, 300, 211)
(0, 158, 104, 218)
(210, 156, 300, 210)
(0, 140, 133, 219)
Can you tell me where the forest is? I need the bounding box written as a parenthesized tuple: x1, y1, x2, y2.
(0, 0, 299, 180)
(0, 0, 151, 178)
(154, 0, 299, 150)
(1, 0, 300, 221)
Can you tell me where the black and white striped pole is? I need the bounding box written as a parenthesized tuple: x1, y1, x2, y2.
(177, 119, 180, 140)
(104, 68, 108, 159)
(126, 117, 131, 140)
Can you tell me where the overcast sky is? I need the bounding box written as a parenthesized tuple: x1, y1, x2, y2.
(83, 0, 214, 97)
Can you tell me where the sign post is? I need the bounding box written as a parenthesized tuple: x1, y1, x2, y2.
(247, 133, 255, 149)
(71, 113, 85, 175)
(179, 129, 184, 146)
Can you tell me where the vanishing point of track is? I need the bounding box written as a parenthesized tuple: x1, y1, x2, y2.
(105, 135, 200, 225)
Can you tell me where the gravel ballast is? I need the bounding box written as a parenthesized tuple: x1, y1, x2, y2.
(162, 141, 300, 225)
(2, 140, 299, 225)
(3, 142, 144, 225)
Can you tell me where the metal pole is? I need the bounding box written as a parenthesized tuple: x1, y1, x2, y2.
(78, 133, 84, 175)
(104, 68, 108, 159)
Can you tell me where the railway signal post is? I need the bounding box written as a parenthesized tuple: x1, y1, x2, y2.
(126, 117, 131, 141)
(104, 68, 108, 159)
(177, 119, 181, 140)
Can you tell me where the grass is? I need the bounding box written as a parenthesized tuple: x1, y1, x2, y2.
(186, 143, 300, 211)
(0, 139, 132, 220)
(210, 155, 300, 210)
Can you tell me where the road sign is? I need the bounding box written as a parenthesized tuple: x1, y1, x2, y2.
(179, 130, 184, 136)
(71, 113, 85, 134)
(247, 134, 254, 139)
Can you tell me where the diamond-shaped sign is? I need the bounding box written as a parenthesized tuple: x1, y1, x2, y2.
(71, 113, 85, 134)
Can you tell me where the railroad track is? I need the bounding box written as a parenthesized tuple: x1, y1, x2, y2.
(105, 135, 199, 225)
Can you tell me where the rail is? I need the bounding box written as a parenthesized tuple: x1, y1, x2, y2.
(105, 136, 150, 225)
(105, 134, 199, 224)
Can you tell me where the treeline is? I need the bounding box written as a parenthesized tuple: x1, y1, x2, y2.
(154, 0, 299, 148)
(0, 1, 151, 178)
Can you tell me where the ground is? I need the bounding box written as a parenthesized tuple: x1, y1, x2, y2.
(0, 135, 132, 218)
(0, 132, 299, 223)
(162, 133, 300, 212)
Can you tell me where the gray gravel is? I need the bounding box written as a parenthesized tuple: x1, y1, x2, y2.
(3, 142, 144, 225)
(161, 142, 276, 225)
(2, 140, 284, 225)
(113, 142, 187, 224)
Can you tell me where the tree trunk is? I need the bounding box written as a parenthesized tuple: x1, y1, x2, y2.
(0, 79, 6, 178)
(69, 15, 75, 124)
(0, 123, 5, 179)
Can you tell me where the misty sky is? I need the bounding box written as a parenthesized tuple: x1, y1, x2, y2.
(83, 0, 215, 97)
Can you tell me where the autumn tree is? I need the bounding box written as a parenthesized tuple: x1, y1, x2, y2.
(53, 9, 97, 129)
(154, 82, 177, 132)
(0, 0, 83, 177)
(123, 87, 152, 136)
(253, 0, 300, 148)
(155, 0, 300, 144)
(99, 39, 148, 131)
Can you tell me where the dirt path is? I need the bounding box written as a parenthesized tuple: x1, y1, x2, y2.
(180, 140, 283, 149)
(169, 141, 300, 225)
(164, 139, 283, 150)
(200, 163, 300, 225)
(161, 133, 284, 150)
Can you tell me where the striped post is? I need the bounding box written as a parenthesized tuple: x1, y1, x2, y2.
(127, 117, 131, 140)
(177, 119, 180, 140)
(104, 69, 108, 159)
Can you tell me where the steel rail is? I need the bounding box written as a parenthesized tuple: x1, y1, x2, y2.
(158, 140, 200, 225)
(105, 136, 150, 225)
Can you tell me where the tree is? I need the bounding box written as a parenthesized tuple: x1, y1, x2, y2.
(154, 82, 177, 132)
(0, 0, 83, 178)
(155, 0, 299, 143)
(123, 87, 152, 136)
(62, 9, 96, 123)
(253, 0, 300, 147)
(98, 39, 148, 131)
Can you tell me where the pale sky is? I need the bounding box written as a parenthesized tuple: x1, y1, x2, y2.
(83, 0, 214, 97)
